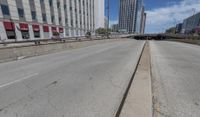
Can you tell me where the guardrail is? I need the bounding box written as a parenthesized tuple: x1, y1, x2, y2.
(0, 34, 128, 47)
(130, 33, 200, 40)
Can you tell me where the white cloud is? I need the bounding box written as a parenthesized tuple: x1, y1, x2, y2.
(145, 0, 200, 33)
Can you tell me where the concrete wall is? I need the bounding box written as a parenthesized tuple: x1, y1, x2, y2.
(0, 39, 121, 63)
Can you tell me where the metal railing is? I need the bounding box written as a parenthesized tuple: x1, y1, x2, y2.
(0, 34, 129, 47)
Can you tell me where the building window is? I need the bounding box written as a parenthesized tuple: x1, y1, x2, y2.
(76, 30, 78, 35)
(6, 31, 16, 39)
(21, 31, 29, 39)
(51, 16, 55, 23)
(198, 19, 200, 26)
(1, 4, 10, 16)
(65, 28, 69, 36)
(43, 26, 49, 32)
(71, 20, 73, 27)
(20, 23, 30, 39)
(42, 13, 47, 22)
(31, 11, 37, 20)
(32, 25, 40, 38)
(49, 0, 52, 6)
(34, 32, 40, 38)
(40, 0, 44, 4)
(64, 4, 67, 10)
(3, 22, 16, 39)
(57, 1, 60, 8)
(18, 8, 24, 18)
(29, 0, 37, 21)
(59, 17, 62, 25)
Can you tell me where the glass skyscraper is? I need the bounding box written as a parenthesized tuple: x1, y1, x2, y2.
(118, 0, 145, 33)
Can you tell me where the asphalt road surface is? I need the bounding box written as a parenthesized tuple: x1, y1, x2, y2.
(150, 41, 200, 117)
(0, 39, 144, 117)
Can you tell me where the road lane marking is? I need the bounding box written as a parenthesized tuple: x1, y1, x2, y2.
(0, 73, 39, 88)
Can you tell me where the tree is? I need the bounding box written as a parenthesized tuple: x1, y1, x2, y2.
(95, 28, 111, 35)
(85, 31, 91, 38)
(166, 27, 176, 34)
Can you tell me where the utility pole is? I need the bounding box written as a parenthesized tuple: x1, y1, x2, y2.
(107, 0, 110, 39)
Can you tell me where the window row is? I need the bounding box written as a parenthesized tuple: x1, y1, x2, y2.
(0, 0, 94, 27)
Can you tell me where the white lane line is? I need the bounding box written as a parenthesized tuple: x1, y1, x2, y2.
(0, 73, 39, 88)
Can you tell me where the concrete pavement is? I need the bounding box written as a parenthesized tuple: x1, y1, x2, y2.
(150, 41, 200, 117)
(0, 39, 145, 117)
(120, 42, 152, 117)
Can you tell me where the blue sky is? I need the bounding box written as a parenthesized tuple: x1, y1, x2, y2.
(107, 0, 200, 33)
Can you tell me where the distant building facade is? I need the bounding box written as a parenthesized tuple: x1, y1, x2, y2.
(0, 0, 104, 41)
(165, 27, 176, 34)
(111, 24, 119, 32)
(94, 0, 105, 29)
(175, 23, 183, 34)
(140, 6, 146, 34)
(118, 0, 145, 33)
(182, 12, 200, 34)
(135, 0, 143, 33)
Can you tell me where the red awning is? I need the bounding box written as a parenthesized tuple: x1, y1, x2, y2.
(32, 24, 40, 32)
(20, 23, 29, 31)
(3, 21, 15, 30)
(52, 27, 57, 33)
(43, 26, 49, 32)
(59, 27, 64, 33)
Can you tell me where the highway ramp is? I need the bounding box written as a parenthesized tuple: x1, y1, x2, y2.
(150, 41, 200, 117)
(0, 39, 145, 117)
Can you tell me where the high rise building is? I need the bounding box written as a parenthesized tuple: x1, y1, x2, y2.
(118, 0, 145, 33)
(111, 24, 119, 32)
(182, 12, 200, 34)
(140, 6, 146, 34)
(94, 0, 105, 29)
(0, 0, 104, 41)
(135, 0, 143, 33)
(119, 0, 136, 33)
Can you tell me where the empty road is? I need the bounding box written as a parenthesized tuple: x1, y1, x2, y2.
(0, 39, 145, 117)
(150, 41, 200, 117)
